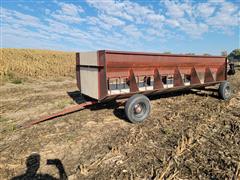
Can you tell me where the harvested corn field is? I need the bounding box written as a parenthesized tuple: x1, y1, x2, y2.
(0, 49, 239, 180)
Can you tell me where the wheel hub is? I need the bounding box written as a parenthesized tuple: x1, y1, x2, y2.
(134, 104, 143, 114)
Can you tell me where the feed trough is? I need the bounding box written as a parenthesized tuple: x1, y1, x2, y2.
(76, 50, 231, 123)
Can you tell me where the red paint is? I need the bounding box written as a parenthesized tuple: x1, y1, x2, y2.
(76, 50, 227, 101)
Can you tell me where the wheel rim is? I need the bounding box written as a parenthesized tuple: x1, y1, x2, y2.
(224, 86, 231, 97)
(133, 102, 146, 118)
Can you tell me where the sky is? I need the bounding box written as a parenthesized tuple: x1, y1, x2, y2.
(1, 0, 239, 55)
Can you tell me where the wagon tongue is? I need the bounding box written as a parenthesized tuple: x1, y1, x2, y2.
(19, 101, 97, 128)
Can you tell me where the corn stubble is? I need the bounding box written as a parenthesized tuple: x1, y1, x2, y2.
(0, 49, 239, 180)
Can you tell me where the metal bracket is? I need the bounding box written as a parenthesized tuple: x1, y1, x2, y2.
(190, 67, 201, 84)
(129, 69, 139, 92)
(174, 67, 184, 87)
(204, 67, 214, 83)
(153, 68, 164, 89)
(216, 65, 225, 81)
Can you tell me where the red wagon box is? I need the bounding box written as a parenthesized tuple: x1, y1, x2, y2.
(76, 50, 227, 99)
(76, 50, 230, 123)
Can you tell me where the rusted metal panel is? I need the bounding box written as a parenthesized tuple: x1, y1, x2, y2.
(129, 69, 139, 92)
(105, 51, 225, 80)
(153, 68, 164, 89)
(104, 50, 224, 58)
(204, 67, 215, 83)
(216, 65, 225, 81)
(76, 50, 227, 101)
(174, 67, 184, 87)
(190, 67, 201, 85)
(98, 51, 108, 99)
(105, 52, 223, 65)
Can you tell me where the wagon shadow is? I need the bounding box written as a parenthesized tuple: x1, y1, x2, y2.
(67, 91, 129, 122)
(67, 88, 219, 122)
(67, 91, 86, 104)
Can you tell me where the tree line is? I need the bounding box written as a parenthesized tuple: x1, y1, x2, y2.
(162, 49, 240, 62)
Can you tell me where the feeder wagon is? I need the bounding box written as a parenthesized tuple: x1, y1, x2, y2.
(76, 50, 231, 123)
(21, 50, 232, 128)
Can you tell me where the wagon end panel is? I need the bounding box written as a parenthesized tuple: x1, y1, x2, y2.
(76, 51, 101, 100)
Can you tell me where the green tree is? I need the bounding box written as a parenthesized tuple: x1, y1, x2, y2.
(203, 53, 211, 56)
(163, 51, 171, 54)
(228, 49, 240, 62)
(221, 50, 228, 56)
(185, 53, 195, 55)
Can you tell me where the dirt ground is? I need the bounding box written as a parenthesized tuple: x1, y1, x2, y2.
(0, 71, 239, 179)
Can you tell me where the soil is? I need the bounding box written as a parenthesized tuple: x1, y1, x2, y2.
(0, 71, 239, 180)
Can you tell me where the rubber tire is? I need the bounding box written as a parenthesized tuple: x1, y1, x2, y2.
(125, 94, 151, 123)
(218, 81, 231, 100)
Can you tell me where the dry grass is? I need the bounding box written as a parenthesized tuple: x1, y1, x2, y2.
(0, 48, 75, 82)
(156, 130, 195, 180)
